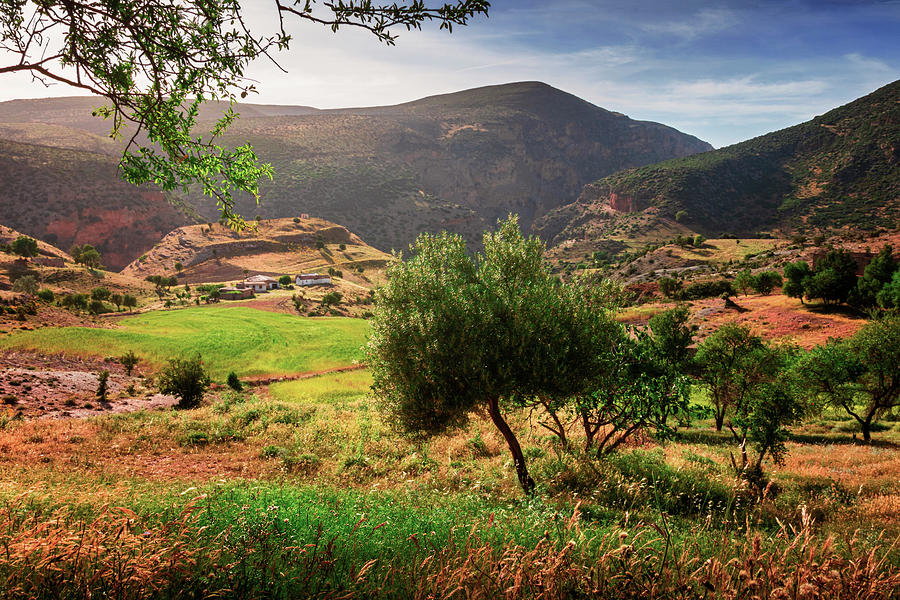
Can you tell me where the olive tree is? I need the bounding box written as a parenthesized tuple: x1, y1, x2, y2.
(794, 316, 900, 442)
(368, 216, 618, 494)
(575, 306, 692, 457)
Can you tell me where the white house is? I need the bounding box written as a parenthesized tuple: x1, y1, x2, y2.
(238, 274, 280, 292)
(295, 273, 331, 286)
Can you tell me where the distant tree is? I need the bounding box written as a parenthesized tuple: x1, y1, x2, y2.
(11, 275, 38, 295)
(91, 287, 111, 301)
(657, 276, 682, 299)
(877, 270, 900, 309)
(36, 288, 54, 303)
(89, 299, 106, 314)
(291, 293, 305, 313)
(695, 324, 779, 432)
(278, 275, 292, 286)
(783, 261, 812, 302)
(174, 261, 183, 272)
(675, 210, 688, 222)
(734, 269, 754, 296)
(120, 351, 140, 376)
(72, 244, 102, 269)
(692, 234, 705, 247)
(804, 250, 857, 305)
(339, 243, 347, 251)
(11, 236, 38, 258)
(96, 370, 110, 402)
(751, 271, 783, 295)
(855, 245, 897, 307)
(157, 355, 211, 409)
(794, 316, 900, 442)
(122, 294, 138, 311)
(321, 291, 343, 309)
(61, 293, 89, 310)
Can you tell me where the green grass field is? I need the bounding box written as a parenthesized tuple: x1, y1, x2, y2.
(0, 305, 369, 378)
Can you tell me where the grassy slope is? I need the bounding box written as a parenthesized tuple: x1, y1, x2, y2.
(0, 305, 368, 378)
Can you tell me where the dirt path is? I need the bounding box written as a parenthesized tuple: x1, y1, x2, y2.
(242, 363, 367, 386)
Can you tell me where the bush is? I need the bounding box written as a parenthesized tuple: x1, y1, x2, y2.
(226, 371, 243, 392)
(157, 355, 211, 409)
(120, 351, 139, 376)
(278, 275, 292, 286)
(36, 288, 54, 303)
(96, 370, 109, 402)
(12, 275, 38, 295)
(681, 279, 734, 300)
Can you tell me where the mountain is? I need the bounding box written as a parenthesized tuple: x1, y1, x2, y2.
(0, 83, 711, 264)
(121, 217, 392, 288)
(537, 79, 900, 252)
(203, 82, 712, 251)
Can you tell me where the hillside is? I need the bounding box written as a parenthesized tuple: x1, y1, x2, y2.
(203, 82, 711, 251)
(537, 79, 900, 253)
(0, 83, 711, 261)
(122, 217, 392, 288)
(0, 139, 192, 270)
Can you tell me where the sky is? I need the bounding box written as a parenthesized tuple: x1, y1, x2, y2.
(1, 0, 898, 147)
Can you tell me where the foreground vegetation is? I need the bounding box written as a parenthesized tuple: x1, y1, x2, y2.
(2, 370, 900, 598)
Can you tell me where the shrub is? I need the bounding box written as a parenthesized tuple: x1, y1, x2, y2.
(278, 274, 292, 286)
(157, 355, 211, 409)
(91, 287, 111, 301)
(120, 351, 139, 376)
(96, 370, 109, 402)
(11, 235, 38, 258)
(12, 275, 38, 295)
(226, 371, 243, 392)
(36, 288, 54, 303)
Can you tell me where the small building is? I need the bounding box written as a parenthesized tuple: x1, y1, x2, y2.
(295, 273, 331, 287)
(219, 286, 254, 300)
(300, 213, 309, 219)
(237, 274, 280, 293)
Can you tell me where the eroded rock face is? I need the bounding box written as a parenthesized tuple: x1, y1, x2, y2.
(0, 140, 190, 270)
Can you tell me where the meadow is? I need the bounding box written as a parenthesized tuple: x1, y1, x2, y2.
(1, 307, 900, 598)
(0, 305, 368, 378)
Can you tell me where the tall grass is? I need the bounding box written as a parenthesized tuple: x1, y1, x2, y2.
(1, 483, 898, 599)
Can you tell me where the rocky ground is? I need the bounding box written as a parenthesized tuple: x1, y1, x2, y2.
(0, 351, 175, 419)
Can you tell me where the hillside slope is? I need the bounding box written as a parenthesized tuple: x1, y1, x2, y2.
(0, 83, 711, 260)
(0, 140, 191, 270)
(122, 217, 392, 287)
(537, 79, 900, 250)
(204, 82, 711, 251)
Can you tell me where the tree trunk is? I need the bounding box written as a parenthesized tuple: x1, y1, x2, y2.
(488, 396, 535, 495)
(714, 410, 725, 432)
(862, 418, 872, 443)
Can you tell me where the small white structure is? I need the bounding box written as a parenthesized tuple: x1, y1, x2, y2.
(295, 273, 331, 287)
(238, 274, 280, 292)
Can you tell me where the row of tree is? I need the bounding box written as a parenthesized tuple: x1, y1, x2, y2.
(368, 218, 900, 494)
(784, 246, 900, 308)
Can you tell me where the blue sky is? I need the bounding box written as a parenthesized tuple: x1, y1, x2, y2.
(2, 0, 898, 147)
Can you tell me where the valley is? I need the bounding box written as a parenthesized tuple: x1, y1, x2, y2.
(0, 76, 898, 598)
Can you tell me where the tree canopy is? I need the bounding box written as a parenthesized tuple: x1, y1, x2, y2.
(368, 216, 620, 494)
(0, 0, 490, 225)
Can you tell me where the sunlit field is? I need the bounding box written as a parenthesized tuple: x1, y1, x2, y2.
(0, 305, 368, 378)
